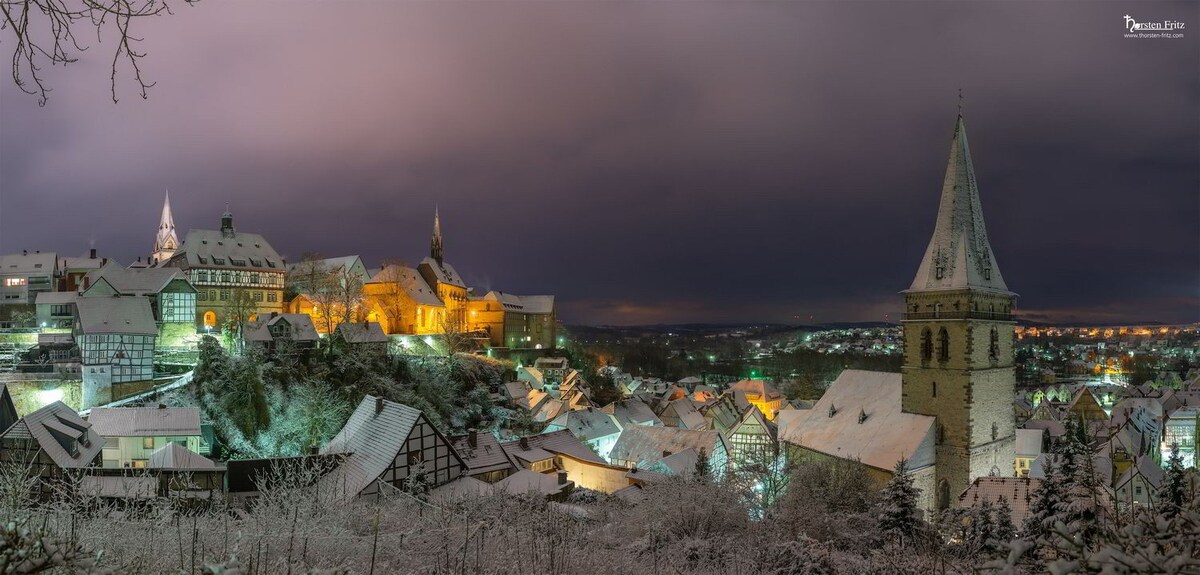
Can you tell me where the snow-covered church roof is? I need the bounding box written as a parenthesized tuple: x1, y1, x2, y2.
(908, 115, 1012, 294)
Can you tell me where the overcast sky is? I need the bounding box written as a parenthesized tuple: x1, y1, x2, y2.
(1, 1, 1197, 325)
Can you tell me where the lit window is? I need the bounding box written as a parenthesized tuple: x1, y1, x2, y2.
(142, 437, 154, 450)
(4, 278, 26, 287)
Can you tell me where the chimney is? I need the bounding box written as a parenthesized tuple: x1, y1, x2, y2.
(557, 471, 567, 485)
(89, 248, 96, 259)
(468, 428, 478, 448)
(374, 396, 384, 414)
(271, 312, 279, 318)
(102, 258, 108, 266)
(158, 403, 166, 409)
(83, 277, 90, 289)
(22, 250, 27, 256)
(308, 445, 319, 456)
(662, 450, 672, 458)
(519, 436, 529, 450)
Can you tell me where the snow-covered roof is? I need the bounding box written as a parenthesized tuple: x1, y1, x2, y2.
(418, 257, 465, 288)
(0, 252, 58, 275)
(1015, 428, 1044, 458)
(336, 321, 388, 344)
(958, 476, 1041, 527)
(2, 401, 105, 469)
(367, 265, 444, 307)
(500, 429, 606, 465)
(75, 296, 157, 335)
(494, 469, 569, 497)
(448, 431, 513, 475)
(907, 115, 1011, 294)
(172, 227, 285, 273)
(602, 398, 662, 428)
(149, 442, 217, 469)
(88, 407, 202, 437)
(243, 314, 320, 342)
(780, 370, 936, 473)
(609, 425, 729, 470)
(83, 262, 193, 296)
(546, 408, 622, 442)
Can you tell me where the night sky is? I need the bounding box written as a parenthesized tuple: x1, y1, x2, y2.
(1, 2, 1197, 326)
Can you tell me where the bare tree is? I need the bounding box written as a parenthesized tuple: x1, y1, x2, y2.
(223, 287, 256, 351)
(370, 260, 415, 335)
(438, 312, 472, 357)
(1, 0, 198, 105)
(288, 253, 339, 335)
(333, 261, 365, 325)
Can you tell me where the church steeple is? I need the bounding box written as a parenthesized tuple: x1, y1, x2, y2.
(220, 204, 235, 238)
(431, 207, 444, 264)
(908, 115, 1010, 294)
(151, 190, 179, 265)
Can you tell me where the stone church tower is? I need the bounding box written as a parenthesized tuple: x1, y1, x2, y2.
(151, 190, 179, 265)
(901, 114, 1017, 512)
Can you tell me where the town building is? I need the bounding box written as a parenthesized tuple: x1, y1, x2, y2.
(417, 209, 468, 331)
(0, 401, 105, 498)
(466, 292, 557, 350)
(163, 209, 286, 331)
(58, 249, 112, 292)
(362, 263, 446, 335)
(0, 251, 58, 328)
(75, 295, 158, 408)
(285, 255, 368, 334)
(82, 262, 198, 346)
(318, 396, 466, 501)
(242, 312, 320, 356)
(88, 406, 209, 468)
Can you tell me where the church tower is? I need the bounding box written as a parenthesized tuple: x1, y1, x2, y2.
(151, 190, 179, 265)
(901, 113, 1017, 512)
(430, 207, 444, 264)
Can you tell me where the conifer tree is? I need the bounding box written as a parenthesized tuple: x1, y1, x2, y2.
(693, 448, 711, 484)
(1158, 442, 1188, 519)
(877, 458, 923, 545)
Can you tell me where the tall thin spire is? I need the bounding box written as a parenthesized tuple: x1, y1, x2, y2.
(431, 206, 444, 264)
(907, 114, 1010, 294)
(152, 190, 179, 265)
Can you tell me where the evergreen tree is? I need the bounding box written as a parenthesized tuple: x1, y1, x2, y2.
(693, 448, 711, 484)
(992, 495, 1016, 546)
(1023, 459, 1067, 539)
(877, 458, 923, 545)
(1158, 442, 1188, 519)
(404, 458, 431, 501)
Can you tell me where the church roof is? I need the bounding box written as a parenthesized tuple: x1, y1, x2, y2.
(779, 370, 936, 473)
(155, 191, 178, 253)
(908, 115, 1011, 294)
(367, 264, 444, 307)
(419, 257, 466, 289)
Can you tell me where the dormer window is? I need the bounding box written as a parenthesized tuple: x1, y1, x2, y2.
(935, 265, 945, 280)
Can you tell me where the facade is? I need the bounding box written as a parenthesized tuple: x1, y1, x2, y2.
(0, 251, 58, 328)
(163, 210, 287, 331)
(318, 396, 466, 501)
(728, 379, 785, 421)
(285, 255, 368, 334)
(75, 296, 158, 408)
(88, 406, 207, 468)
(0, 402, 106, 498)
(59, 249, 111, 292)
(900, 114, 1017, 513)
(242, 313, 320, 355)
(466, 292, 557, 349)
(82, 262, 198, 345)
(362, 264, 445, 335)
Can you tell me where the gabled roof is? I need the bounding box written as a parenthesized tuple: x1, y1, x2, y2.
(448, 431, 513, 475)
(336, 321, 388, 344)
(87, 407, 202, 437)
(907, 115, 1011, 294)
(500, 429, 606, 465)
(418, 257, 465, 288)
(602, 398, 662, 428)
(83, 262, 193, 296)
(366, 265, 444, 307)
(729, 379, 782, 402)
(958, 476, 1041, 527)
(779, 370, 936, 473)
(2, 402, 105, 469)
(1015, 428, 1044, 458)
(609, 425, 729, 470)
(732, 406, 777, 442)
(1115, 456, 1165, 490)
(243, 314, 320, 342)
(171, 228, 284, 273)
(545, 408, 622, 442)
(75, 296, 157, 335)
(149, 442, 218, 470)
(659, 398, 707, 431)
(0, 386, 18, 436)
(320, 396, 462, 499)
(288, 255, 364, 276)
(0, 252, 58, 275)
(494, 469, 569, 497)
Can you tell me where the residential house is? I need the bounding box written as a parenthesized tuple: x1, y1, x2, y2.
(543, 407, 622, 460)
(1014, 428, 1045, 477)
(608, 424, 731, 479)
(958, 476, 1042, 526)
(728, 379, 785, 421)
(601, 398, 662, 429)
(59, 249, 112, 292)
(242, 313, 320, 356)
(466, 292, 557, 350)
(499, 430, 632, 494)
(728, 407, 778, 467)
(318, 396, 466, 501)
(334, 321, 389, 356)
(82, 262, 198, 345)
(362, 264, 445, 336)
(88, 406, 208, 468)
(0, 401, 105, 498)
(0, 251, 58, 327)
(75, 296, 157, 408)
(448, 429, 513, 483)
(286, 255, 368, 334)
(657, 397, 707, 430)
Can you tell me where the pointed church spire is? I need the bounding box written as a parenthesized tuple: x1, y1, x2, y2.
(431, 206, 444, 264)
(908, 114, 1011, 294)
(152, 190, 179, 265)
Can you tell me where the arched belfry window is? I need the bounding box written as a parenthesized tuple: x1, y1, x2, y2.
(921, 329, 933, 361)
(938, 328, 950, 361)
(989, 327, 1000, 361)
